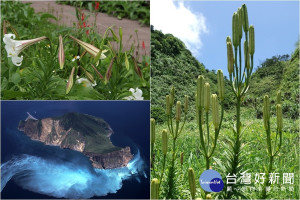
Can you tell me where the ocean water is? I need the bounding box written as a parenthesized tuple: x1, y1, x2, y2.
(1, 101, 150, 199)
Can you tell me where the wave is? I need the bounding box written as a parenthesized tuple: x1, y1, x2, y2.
(1, 150, 146, 198)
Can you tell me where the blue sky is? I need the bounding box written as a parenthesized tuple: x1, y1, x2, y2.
(151, 0, 299, 77)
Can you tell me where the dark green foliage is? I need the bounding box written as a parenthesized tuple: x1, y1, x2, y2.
(56, 112, 121, 153)
(151, 29, 235, 121)
(57, 0, 150, 26)
(245, 48, 299, 119)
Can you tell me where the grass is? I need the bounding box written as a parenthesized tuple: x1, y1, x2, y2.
(152, 111, 299, 199)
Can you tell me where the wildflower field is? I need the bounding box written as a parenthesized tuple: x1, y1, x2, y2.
(1, 1, 150, 100)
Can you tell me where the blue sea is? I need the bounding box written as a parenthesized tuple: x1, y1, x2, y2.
(1, 100, 150, 199)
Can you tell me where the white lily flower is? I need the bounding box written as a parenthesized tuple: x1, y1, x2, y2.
(3, 34, 47, 66)
(125, 88, 144, 100)
(76, 78, 97, 87)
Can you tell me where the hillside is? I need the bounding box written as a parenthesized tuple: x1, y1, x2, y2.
(151, 28, 299, 121)
(245, 47, 299, 119)
(151, 28, 234, 122)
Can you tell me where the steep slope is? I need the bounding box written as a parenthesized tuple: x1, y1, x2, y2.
(151, 29, 234, 122)
(18, 112, 133, 169)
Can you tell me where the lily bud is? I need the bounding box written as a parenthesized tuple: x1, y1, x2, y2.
(242, 4, 249, 32)
(150, 118, 155, 144)
(176, 101, 181, 122)
(188, 168, 196, 199)
(124, 52, 130, 71)
(237, 7, 243, 40)
(58, 35, 65, 69)
(105, 57, 115, 84)
(80, 66, 95, 83)
(211, 94, 219, 130)
(184, 95, 189, 113)
(197, 75, 205, 108)
(69, 35, 107, 58)
(180, 152, 184, 166)
(276, 90, 281, 105)
(226, 36, 232, 43)
(90, 64, 104, 80)
(204, 83, 210, 112)
(217, 70, 225, 101)
(3, 20, 7, 35)
(166, 95, 171, 115)
(66, 67, 75, 94)
(249, 25, 255, 55)
(276, 104, 283, 132)
(263, 95, 270, 130)
(162, 129, 168, 155)
(244, 40, 250, 69)
(227, 42, 234, 74)
(151, 178, 159, 199)
(170, 87, 175, 107)
(232, 12, 239, 47)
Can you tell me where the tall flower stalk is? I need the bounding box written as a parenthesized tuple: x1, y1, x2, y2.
(196, 71, 225, 170)
(260, 93, 283, 199)
(223, 4, 255, 199)
(164, 87, 188, 199)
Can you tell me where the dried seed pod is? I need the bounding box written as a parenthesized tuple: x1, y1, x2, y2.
(150, 118, 155, 144)
(232, 12, 239, 47)
(184, 95, 189, 113)
(204, 83, 210, 112)
(244, 40, 250, 69)
(227, 42, 234, 74)
(151, 178, 159, 199)
(263, 95, 270, 130)
(276, 90, 281, 105)
(217, 70, 225, 101)
(242, 4, 249, 32)
(166, 95, 171, 116)
(188, 168, 196, 199)
(276, 104, 283, 132)
(249, 25, 255, 55)
(162, 129, 168, 155)
(197, 75, 205, 108)
(211, 94, 219, 130)
(176, 101, 181, 122)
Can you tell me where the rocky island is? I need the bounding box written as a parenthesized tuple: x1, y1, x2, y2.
(18, 112, 133, 169)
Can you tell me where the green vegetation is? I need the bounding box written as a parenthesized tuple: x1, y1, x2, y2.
(57, 112, 121, 154)
(57, 0, 150, 26)
(151, 4, 299, 200)
(1, 1, 150, 100)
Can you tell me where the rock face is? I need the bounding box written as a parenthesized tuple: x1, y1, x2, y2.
(18, 112, 133, 169)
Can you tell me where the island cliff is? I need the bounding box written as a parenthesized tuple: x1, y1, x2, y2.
(18, 112, 133, 169)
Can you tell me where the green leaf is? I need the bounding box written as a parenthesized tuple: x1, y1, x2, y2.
(2, 90, 27, 100)
(10, 72, 21, 84)
(40, 13, 57, 21)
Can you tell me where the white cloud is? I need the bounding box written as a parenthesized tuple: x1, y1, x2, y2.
(151, 0, 208, 56)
